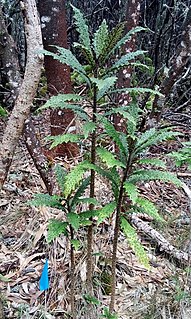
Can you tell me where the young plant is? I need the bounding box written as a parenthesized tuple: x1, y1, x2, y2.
(29, 5, 184, 317)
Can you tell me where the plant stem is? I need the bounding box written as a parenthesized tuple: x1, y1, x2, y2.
(109, 149, 133, 313)
(70, 225, 76, 319)
(86, 82, 97, 294)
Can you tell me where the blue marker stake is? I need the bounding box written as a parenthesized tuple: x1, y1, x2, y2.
(39, 259, 49, 291)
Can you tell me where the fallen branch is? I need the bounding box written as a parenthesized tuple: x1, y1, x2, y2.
(129, 213, 189, 265)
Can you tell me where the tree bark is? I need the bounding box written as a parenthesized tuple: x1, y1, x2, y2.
(0, 0, 43, 190)
(38, 0, 78, 158)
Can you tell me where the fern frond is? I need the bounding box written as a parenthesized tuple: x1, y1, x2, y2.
(138, 158, 166, 168)
(67, 212, 80, 230)
(54, 164, 67, 193)
(64, 161, 95, 198)
(128, 169, 182, 187)
(107, 107, 136, 125)
(109, 50, 147, 71)
(121, 217, 150, 268)
(71, 4, 91, 52)
(99, 22, 126, 65)
(28, 194, 62, 209)
(75, 197, 99, 205)
(97, 202, 116, 224)
(127, 101, 140, 138)
(123, 182, 139, 204)
(136, 197, 164, 223)
(82, 122, 96, 139)
(40, 96, 89, 120)
(74, 42, 95, 66)
(47, 219, 68, 243)
(91, 76, 117, 100)
(97, 147, 125, 168)
(42, 47, 90, 85)
(110, 87, 163, 97)
(93, 19, 109, 58)
(47, 134, 82, 149)
(71, 176, 91, 208)
(135, 129, 181, 154)
(100, 117, 128, 156)
(113, 26, 147, 52)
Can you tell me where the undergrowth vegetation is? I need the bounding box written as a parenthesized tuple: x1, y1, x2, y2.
(29, 5, 184, 318)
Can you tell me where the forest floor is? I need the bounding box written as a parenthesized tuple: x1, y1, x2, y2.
(0, 122, 191, 319)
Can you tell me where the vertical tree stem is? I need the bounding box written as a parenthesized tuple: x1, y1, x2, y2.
(86, 82, 97, 294)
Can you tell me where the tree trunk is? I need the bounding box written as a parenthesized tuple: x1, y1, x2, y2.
(38, 0, 78, 158)
(0, 0, 43, 190)
(115, 0, 141, 131)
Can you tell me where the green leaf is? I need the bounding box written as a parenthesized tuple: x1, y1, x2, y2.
(97, 147, 125, 168)
(28, 194, 63, 209)
(136, 197, 164, 223)
(64, 161, 94, 197)
(128, 169, 182, 187)
(41, 47, 90, 85)
(138, 158, 166, 168)
(112, 26, 147, 53)
(71, 239, 81, 250)
(127, 101, 139, 138)
(83, 294, 100, 305)
(97, 202, 116, 224)
(91, 76, 117, 100)
(135, 129, 181, 154)
(0, 273, 10, 282)
(71, 176, 91, 208)
(110, 87, 164, 97)
(67, 212, 80, 230)
(99, 22, 126, 65)
(123, 182, 139, 204)
(47, 133, 82, 149)
(75, 197, 99, 205)
(100, 117, 128, 156)
(47, 219, 68, 243)
(107, 107, 136, 125)
(71, 5, 91, 52)
(73, 42, 95, 66)
(121, 217, 150, 268)
(82, 122, 96, 139)
(54, 164, 67, 193)
(93, 19, 109, 57)
(109, 50, 147, 71)
(0, 105, 8, 117)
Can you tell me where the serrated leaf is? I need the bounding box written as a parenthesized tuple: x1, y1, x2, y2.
(97, 202, 116, 224)
(112, 26, 147, 53)
(135, 129, 181, 154)
(64, 161, 94, 197)
(41, 48, 90, 85)
(91, 76, 117, 100)
(138, 158, 166, 168)
(107, 107, 136, 125)
(75, 197, 99, 205)
(28, 194, 63, 209)
(71, 239, 81, 250)
(82, 122, 96, 139)
(136, 197, 164, 223)
(97, 147, 125, 168)
(121, 217, 150, 268)
(110, 87, 164, 97)
(71, 176, 91, 208)
(47, 219, 68, 243)
(93, 19, 109, 57)
(71, 4, 91, 52)
(100, 117, 128, 156)
(67, 212, 80, 230)
(54, 164, 67, 193)
(128, 169, 182, 187)
(99, 22, 126, 65)
(109, 50, 147, 71)
(123, 182, 139, 204)
(47, 133, 82, 149)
